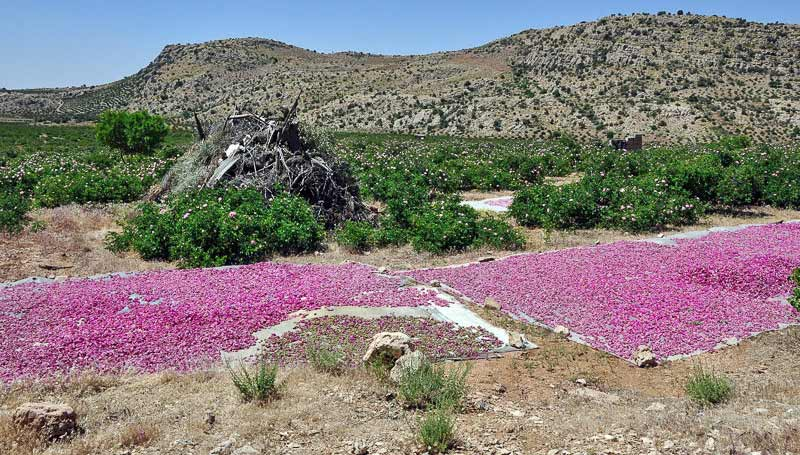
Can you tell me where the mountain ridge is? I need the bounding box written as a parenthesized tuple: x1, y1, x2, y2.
(2, 12, 800, 143)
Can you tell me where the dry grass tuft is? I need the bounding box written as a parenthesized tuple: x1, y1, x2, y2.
(0, 414, 45, 455)
(118, 422, 160, 448)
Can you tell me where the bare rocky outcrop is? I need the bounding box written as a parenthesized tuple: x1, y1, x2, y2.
(13, 402, 77, 440)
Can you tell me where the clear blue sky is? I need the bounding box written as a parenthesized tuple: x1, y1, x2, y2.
(2, 0, 799, 89)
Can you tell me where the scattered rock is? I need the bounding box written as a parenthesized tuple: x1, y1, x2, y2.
(753, 407, 769, 415)
(351, 439, 370, 455)
(575, 378, 587, 387)
(508, 332, 528, 349)
(389, 351, 425, 383)
(478, 256, 496, 263)
(553, 325, 570, 337)
(362, 332, 412, 364)
(705, 438, 716, 452)
(232, 446, 260, 455)
(484, 296, 501, 311)
(569, 388, 621, 404)
(474, 399, 491, 411)
(663, 440, 675, 450)
(495, 383, 507, 394)
(13, 402, 77, 440)
(509, 409, 525, 418)
(633, 345, 658, 368)
(723, 337, 739, 346)
(646, 402, 666, 412)
(205, 410, 216, 427)
(210, 438, 235, 455)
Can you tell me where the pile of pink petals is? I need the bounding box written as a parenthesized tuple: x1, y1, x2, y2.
(409, 223, 800, 361)
(0, 263, 446, 381)
(485, 197, 513, 208)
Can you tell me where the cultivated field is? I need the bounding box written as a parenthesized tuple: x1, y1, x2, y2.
(1, 122, 800, 454)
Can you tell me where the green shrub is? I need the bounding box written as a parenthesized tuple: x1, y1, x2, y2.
(510, 183, 598, 230)
(108, 188, 323, 267)
(35, 171, 144, 207)
(410, 199, 478, 254)
(598, 176, 704, 232)
(790, 269, 800, 311)
(306, 341, 345, 375)
(765, 170, 800, 208)
(716, 165, 760, 206)
(373, 218, 410, 247)
(685, 368, 733, 406)
(227, 360, 281, 403)
(418, 407, 456, 453)
(96, 110, 169, 155)
(397, 357, 470, 410)
(262, 193, 324, 255)
(0, 191, 30, 232)
(336, 221, 377, 253)
(474, 216, 526, 250)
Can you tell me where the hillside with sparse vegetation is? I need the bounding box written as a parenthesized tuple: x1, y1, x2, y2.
(2, 12, 800, 143)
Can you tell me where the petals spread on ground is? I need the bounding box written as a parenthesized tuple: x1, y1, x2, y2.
(408, 223, 800, 360)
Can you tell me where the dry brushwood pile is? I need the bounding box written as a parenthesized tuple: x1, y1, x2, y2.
(155, 99, 370, 226)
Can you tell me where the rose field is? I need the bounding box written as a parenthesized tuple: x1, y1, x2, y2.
(409, 222, 800, 361)
(2, 222, 800, 382)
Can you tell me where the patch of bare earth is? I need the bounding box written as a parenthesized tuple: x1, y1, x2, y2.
(2, 324, 798, 454)
(0, 204, 170, 283)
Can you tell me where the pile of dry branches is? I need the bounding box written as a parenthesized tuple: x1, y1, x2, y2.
(154, 98, 370, 226)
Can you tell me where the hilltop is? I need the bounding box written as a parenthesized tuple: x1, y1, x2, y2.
(2, 12, 800, 143)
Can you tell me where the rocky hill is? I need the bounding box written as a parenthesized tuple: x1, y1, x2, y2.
(3, 12, 800, 143)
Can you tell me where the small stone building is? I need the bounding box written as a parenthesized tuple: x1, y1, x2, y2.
(610, 134, 643, 151)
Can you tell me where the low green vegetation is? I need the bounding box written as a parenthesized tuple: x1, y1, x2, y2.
(338, 133, 800, 234)
(418, 407, 457, 453)
(227, 360, 282, 403)
(397, 357, 470, 410)
(107, 188, 323, 268)
(685, 368, 734, 406)
(336, 132, 581, 193)
(393, 356, 470, 453)
(5, 120, 800, 258)
(305, 341, 345, 375)
(0, 120, 191, 222)
(790, 269, 800, 311)
(0, 190, 30, 232)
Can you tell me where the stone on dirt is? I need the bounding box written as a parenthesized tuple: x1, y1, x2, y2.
(633, 345, 658, 368)
(232, 445, 260, 455)
(389, 350, 426, 383)
(569, 388, 621, 404)
(508, 331, 529, 349)
(13, 402, 77, 440)
(484, 296, 501, 311)
(553, 325, 570, 337)
(362, 332, 413, 364)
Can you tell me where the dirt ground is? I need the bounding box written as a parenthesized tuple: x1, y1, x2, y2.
(1, 202, 799, 454)
(1, 319, 797, 454)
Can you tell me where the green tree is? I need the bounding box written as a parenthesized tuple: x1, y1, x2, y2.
(96, 110, 169, 155)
